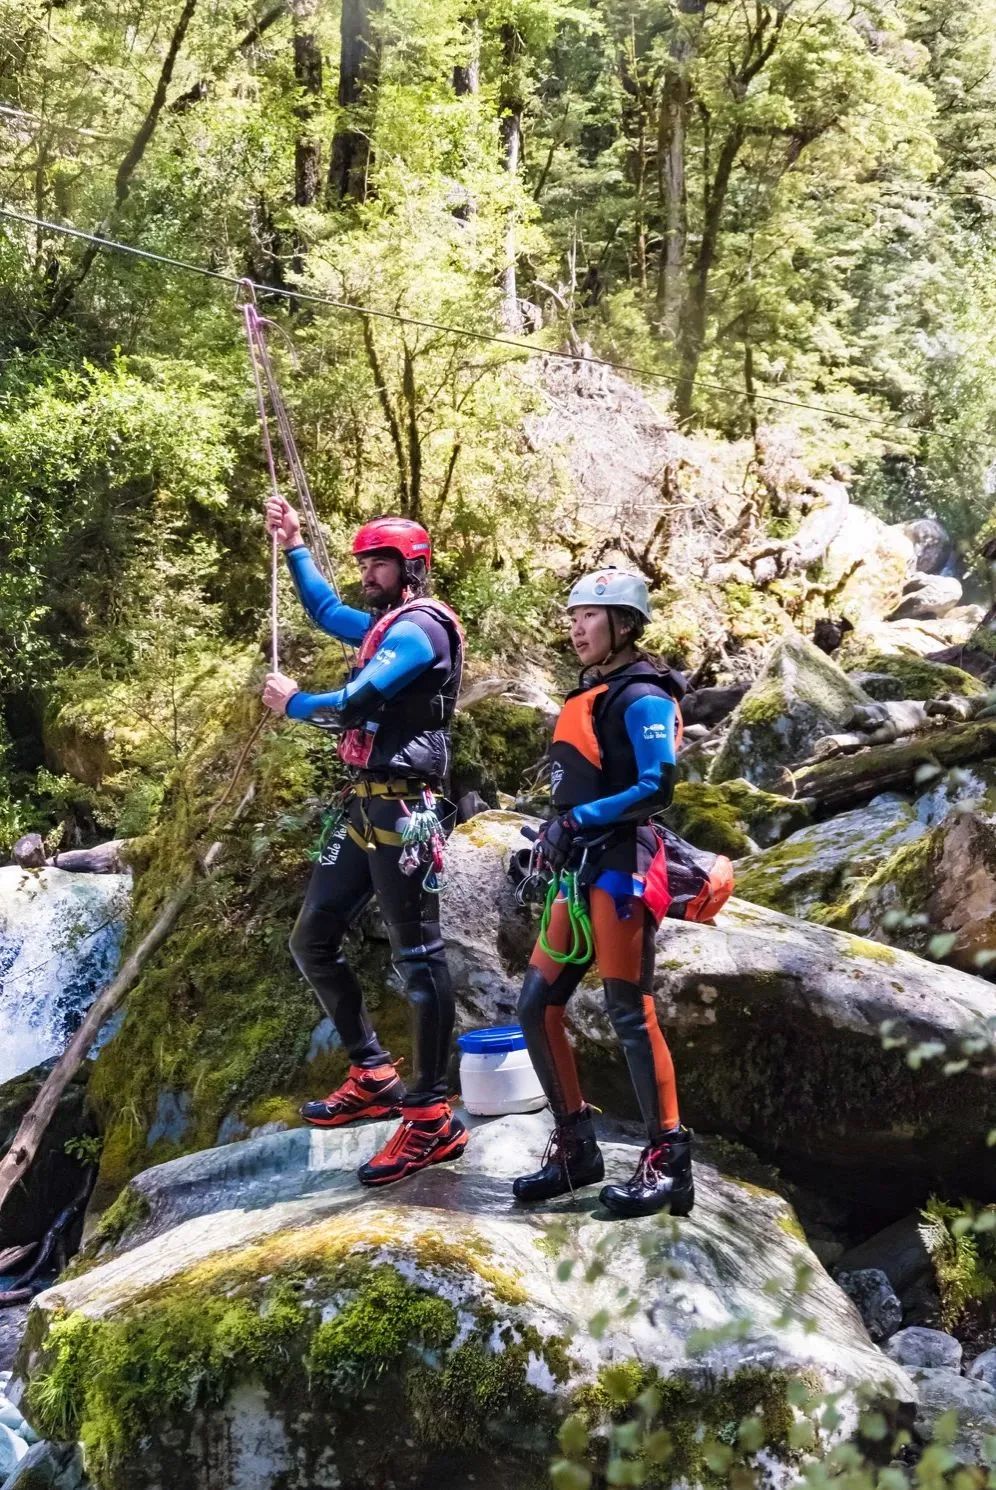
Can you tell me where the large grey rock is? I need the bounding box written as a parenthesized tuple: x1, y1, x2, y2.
(837, 810, 996, 975)
(734, 794, 926, 920)
(912, 1368, 996, 1465)
(901, 518, 952, 576)
(888, 575, 963, 622)
(0, 1440, 87, 1490)
(822, 507, 915, 624)
(10, 837, 45, 871)
(886, 1326, 963, 1371)
(969, 1347, 996, 1391)
(440, 816, 996, 1195)
(835, 1269, 901, 1343)
(0, 1424, 26, 1480)
(12, 1119, 913, 1490)
(709, 632, 872, 789)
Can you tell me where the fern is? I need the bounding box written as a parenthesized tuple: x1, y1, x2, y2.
(919, 1195, 996, 1328)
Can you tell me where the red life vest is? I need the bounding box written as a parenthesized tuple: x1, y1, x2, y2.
(339, 598, 466, 770)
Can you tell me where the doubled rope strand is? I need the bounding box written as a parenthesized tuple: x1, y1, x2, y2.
(239, 291, 354, 671)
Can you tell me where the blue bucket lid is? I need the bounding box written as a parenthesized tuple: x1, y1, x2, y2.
(458, 1024, 527, 1055)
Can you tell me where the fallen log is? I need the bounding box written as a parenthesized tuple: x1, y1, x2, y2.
(792, 717, 996, 810)
(48, 839, 131, 874)
(0, 1243, 37, 1276)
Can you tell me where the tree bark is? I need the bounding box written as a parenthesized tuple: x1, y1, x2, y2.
(499, 22, 525, 330)
(328, 0, 381, 203)
(0, 754, 258, 1219)
(293, 0, 323, 210)
(791, 719, 996, 811)
(674, 124, 743, 421)
(655, 0, 705, 333)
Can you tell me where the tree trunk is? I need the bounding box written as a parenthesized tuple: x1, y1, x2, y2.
(294, 0, 323, 210)
(329, 0, 382, 204)
(499, 22, 525, 330)
(655, 0, 703, 335)
(674, 125, 744, 422)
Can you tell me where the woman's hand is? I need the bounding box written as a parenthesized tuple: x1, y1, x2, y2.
(263, 671, 300, 715)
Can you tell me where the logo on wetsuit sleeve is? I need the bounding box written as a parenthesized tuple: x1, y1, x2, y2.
(550, 761, 565, 793)
(642, 721, 671, 740)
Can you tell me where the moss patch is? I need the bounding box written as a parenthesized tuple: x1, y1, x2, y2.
(25, 1221, 569, 1490)
(65, 1185, 151, 1278)
(844, 651, 985, 701)
(664, 779, 811, 858)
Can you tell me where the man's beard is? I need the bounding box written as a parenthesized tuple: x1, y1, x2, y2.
(363, 582, 402, 614)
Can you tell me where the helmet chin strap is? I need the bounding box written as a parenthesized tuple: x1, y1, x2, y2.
(592, 610, 629, 672)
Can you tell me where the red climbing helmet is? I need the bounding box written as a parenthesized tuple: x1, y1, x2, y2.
(352, 517, 432, 570)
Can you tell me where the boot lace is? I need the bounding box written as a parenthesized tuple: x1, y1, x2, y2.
(635, 1138, 671, 1187)
(541, 1121, 583, 1201)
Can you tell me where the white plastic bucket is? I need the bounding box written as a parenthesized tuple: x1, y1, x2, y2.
(458, 1025, 547, 1117)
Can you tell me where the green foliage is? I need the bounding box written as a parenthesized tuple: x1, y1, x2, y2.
(919, 1195, 996, 1329)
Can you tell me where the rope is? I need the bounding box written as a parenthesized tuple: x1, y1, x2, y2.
(237, 287, 353, 670)
(0, 203, 969, 448)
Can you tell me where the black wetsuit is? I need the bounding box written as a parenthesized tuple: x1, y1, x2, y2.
(283, 545, 463, 1105)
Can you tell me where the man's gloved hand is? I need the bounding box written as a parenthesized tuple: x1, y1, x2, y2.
(538, 813, 579, 874)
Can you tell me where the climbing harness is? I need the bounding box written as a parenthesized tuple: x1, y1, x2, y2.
(238, 282, 352, 670)
(399, 787, 448, 894)
(538, 870, 594, 966)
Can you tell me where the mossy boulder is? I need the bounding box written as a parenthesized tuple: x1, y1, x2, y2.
(826, 810, 996, 976)
(844, 652, 985, 703)
(12, 1117, 912, 1490)
(442, 814, 996, 1198)
(709, 632, 871, 790)
(734, 793, 926, 919)
(664, 779, 813, 857)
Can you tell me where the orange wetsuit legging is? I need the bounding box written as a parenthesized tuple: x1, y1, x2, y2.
(517, 886, 680, 1138)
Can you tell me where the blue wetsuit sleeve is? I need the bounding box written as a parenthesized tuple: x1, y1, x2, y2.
(284, 545, 371, 644)
(571, 694, 678, 831)
(286, 619, 436, 723)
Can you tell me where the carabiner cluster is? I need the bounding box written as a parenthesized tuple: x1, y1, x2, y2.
(399, 788, 447, 893)
(538, 871, 594, 966)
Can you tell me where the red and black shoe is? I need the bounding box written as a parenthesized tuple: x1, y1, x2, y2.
(357, 1101, 468, 1187)
(299, 1061, 405, 1129)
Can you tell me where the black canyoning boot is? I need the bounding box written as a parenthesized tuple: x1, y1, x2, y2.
(599, 1127, 694, 1219)
(513, 1106, 605, 1203)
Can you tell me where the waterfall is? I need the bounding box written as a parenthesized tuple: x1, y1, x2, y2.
(0, 866, 131, 1085)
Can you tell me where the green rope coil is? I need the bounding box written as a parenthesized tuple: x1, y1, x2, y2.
(538, 872, 594, 966)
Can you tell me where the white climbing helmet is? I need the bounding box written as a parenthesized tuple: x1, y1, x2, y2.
(567, 568, 653, 622)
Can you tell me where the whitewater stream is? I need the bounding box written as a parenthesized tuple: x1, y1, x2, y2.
(0, 865, 131, 1085)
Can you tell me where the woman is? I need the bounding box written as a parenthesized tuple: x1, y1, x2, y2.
(514, 568, 693, 1218)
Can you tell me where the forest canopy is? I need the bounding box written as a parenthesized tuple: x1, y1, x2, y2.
(2, 0, 996, 842)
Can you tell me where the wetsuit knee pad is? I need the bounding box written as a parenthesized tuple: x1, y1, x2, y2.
(602, 978, 641, 1030)
(517, 964, 576, 1030)
(289, 907, 349, 975)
